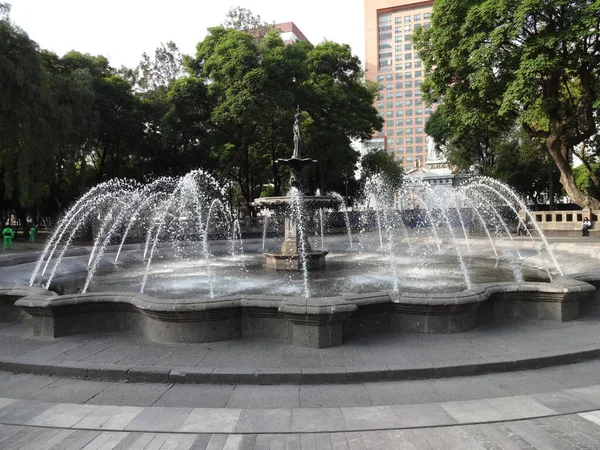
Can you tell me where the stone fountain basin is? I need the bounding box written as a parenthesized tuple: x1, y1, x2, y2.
(5, 275, 597, 348)
(3, 239, 599, 348)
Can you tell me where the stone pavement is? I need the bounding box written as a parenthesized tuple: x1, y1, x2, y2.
(2, 361, 600, 448)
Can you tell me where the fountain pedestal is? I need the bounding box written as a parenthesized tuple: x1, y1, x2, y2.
(265, 217, 328, 271)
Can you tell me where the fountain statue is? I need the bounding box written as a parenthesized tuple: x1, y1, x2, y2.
(253, 107, 340, 272)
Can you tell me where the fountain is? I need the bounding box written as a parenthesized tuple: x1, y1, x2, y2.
(253, 107, 339, 273)
(4, 111, 599, 348)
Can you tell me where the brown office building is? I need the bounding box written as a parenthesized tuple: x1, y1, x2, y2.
(364, 0, 435, 171)
(275, 22, 310, 45)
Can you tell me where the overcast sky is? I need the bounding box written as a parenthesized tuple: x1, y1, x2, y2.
(8, 0, 366, 69)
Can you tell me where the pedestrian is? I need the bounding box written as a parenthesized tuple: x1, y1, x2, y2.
(2, 226, 15, 250)
(29, 224, 37, 243)
(582, 217, 592, 236)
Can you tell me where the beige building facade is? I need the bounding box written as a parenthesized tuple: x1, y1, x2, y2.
(364, 0, 435, 171)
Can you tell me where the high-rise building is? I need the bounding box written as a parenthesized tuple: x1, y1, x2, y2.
(364, 0, 435, 172)
(275, 22, 310, 45)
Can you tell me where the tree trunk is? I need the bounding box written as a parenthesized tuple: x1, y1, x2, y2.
(546, 136, 600, 209)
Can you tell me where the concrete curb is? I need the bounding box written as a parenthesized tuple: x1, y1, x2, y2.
(1, 346, 599, 385)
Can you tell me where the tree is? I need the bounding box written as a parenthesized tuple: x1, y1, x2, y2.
(360, 148, 404, 192)
(413, 0, 600, 208)
(223, 6, 274, 39)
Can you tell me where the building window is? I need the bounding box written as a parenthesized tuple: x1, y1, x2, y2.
(416, 127, 424, 133)
(386, 101, 394, 108)
(395, 17, 402, 24)
(386, 111, 393, 117)
(395, 45, 402, 52)
(395, 82, 403, 89)
(395, 54, 402, 61)
(414, 14, 421, 21)
(404, 25, 411, 32)
(405, 81, 413, 88)
(405, 118, 413, 125)
(388, 147, 395, 153)
(395, 91, 403, 98)
(404, 16, 411, 22)
(386, 83, 393, 89)
(404, 44, 412, 51)
(405, 100, 413, 106)
(397, 148, 404, 154)
(396, 138, 403, 144)
(395, 64, 403, 71)
(377, 102, 384, 109)
(424, 12, 431, 19)
(386, 120, 394, 127)
(415, 136, 423, 143)
(414, 61, 422, 69)
(396, 119, 403, 126)
(386, 92, 393, 99)
(404, 53, 412, 60)
(387, 129, 394, 136)
(395, 101, 403, 107)
(395, 26, 402, 33)
(406, 127, 413, 134)
(386, 137, 393, 144)
(415, 99, 423, 106)
(377, 112, 384, 118)
(377, 75, 384, 82)
(377, 94, 384, 100)
(404, 34, 412, 41)
(416, 117, 423, 124)
(396, 110, 404, 117)
(415, 79, 423, 87)
(406, 145, 413, 151)
(405, 109, 413, 116)
(415, 90, 422, 97)
(386, 74, 394, 81)
(405, 62, 412, 69)
(415, 70, 422, 77)
(424, 22, 431, 29)
(395, 36, 402, 42)
(406, 156, 413, 162)
(405, 72, 412, 79)
(396, 128, 404, 135)
(416, 108, 423, 115)
(405, 90, 413, 97)
(416, 145, 423, 152)
(395, 73, 402, 80)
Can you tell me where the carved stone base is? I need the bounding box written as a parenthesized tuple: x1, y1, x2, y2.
(264, 252, 328, 271)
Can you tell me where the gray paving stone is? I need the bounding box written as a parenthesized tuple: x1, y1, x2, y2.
(226, 385, 299, 408)
(299, 385, 372, 408)
(485, 395, 556, 420)
(22, 377, 108, 404)
(124, 406, 192, 432)
(152, 384, 234, 408)
(432, 376, 511, 402)
(440, 399, 505, 424)
(72, 405, 143, 430)
(291, 408, 347, 432)
(178, 408, 242, 433)
(0, 373, 57, 398)
(0, 400, 54, 424)
(533, 391, 599, 414)
(234, 409, 292, 433)
(82, 381, 172, 406)
(205, 433, 228, 449)
(26, 403, 99, 427)
(363, 380, 444, 406)
(386, 403, 458, 428)
(484, 371, 569, 396)
(504, 420, 574, 450)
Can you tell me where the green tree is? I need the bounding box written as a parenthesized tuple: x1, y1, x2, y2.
(360, 148, 404, 192)
(413, 0, 600, 208)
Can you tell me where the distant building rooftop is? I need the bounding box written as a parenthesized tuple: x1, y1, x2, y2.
(275, 22, 310, 45)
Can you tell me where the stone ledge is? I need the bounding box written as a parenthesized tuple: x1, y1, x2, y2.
(3, 347, 600, 385)
(2, 272, 598, 347)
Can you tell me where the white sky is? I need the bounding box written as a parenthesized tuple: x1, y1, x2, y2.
(8, 0, 366, 69)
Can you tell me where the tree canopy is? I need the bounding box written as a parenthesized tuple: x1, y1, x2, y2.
(413, 0, 600, 208)
(0, 5, 382, 228)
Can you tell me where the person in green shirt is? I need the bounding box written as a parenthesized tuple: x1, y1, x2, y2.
(29, 225, 37, 243)
(2, 227, 15, 250)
